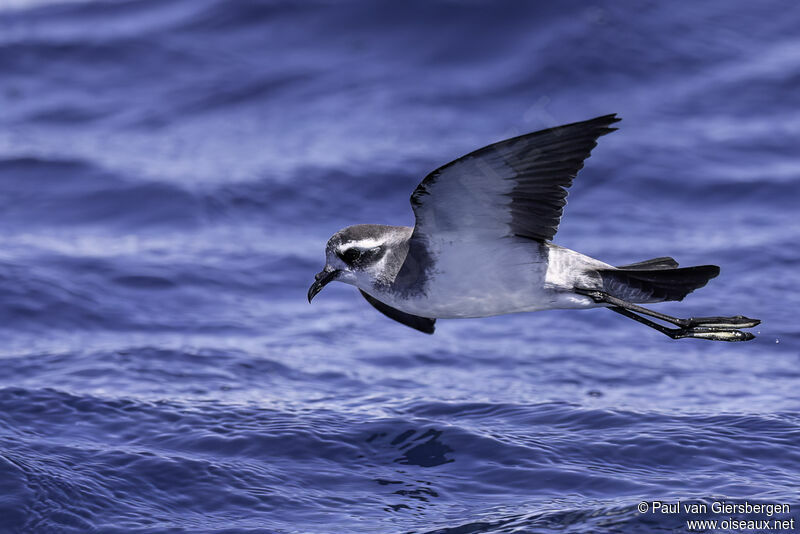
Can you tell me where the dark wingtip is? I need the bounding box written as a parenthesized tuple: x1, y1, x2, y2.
(561, 113, 620, 128)
(591, 113, 621, 135)
(696, 264, 721, 280)
(590, 113, 621, 124)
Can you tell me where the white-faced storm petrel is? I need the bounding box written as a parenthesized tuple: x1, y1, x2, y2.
(308, 114, 760, 341)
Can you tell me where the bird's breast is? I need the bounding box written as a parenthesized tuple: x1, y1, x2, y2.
(372, 237, 563, 318)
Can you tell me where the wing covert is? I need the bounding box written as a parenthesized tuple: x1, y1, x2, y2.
(410, 114, 620, 242)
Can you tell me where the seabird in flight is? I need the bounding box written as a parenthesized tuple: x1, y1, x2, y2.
(308, 114, 759, 341)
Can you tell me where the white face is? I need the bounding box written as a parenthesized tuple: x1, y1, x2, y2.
(325, 237, 388, 289)
(309, 225, 412, 303)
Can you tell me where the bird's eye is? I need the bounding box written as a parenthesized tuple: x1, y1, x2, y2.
(341, 248, 361, 264)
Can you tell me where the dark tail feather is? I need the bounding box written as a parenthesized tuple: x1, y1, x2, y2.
(599, 264, 720, 303)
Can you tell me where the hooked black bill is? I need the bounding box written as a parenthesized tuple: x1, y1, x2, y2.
(308, 268, 339, 303)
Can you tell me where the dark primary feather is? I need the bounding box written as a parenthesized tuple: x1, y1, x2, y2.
(410, 114, 621, 242)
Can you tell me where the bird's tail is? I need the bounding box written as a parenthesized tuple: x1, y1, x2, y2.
(598, 256, 720, 303)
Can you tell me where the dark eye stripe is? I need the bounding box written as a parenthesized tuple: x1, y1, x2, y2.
(339, 246, 384, 266)
(340, 248, 361, 264)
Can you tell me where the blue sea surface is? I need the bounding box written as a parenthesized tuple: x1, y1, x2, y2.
(1, 1, 799, 532)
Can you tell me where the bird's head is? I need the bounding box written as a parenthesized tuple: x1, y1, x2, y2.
(307, 224, 411, 302)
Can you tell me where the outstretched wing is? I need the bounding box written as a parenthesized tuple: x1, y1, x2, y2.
(409, 114, 620, 242)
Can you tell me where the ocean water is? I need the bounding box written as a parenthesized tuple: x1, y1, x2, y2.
(1, 1, 799, 532)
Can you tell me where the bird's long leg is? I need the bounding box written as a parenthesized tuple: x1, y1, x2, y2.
(574, 289, 760, 342)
